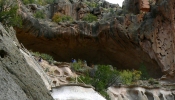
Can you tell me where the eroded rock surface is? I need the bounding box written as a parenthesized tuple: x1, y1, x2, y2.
(139, 0, 175, 79)
(108, 86, 175, 100)
(16, 0, 163, 78)
(15, 0, 175, 80)
(0, 24, 53, 100)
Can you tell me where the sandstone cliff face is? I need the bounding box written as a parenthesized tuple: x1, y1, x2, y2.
(139, 0, 175, 79)
(16, 0, 163, 78)
(0, 24, 53, 100)
(15, 0, 175, 80)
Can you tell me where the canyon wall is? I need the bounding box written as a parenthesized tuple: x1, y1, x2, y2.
(15, 0, 175, 79)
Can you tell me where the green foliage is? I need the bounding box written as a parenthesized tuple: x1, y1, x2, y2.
(119, 70, 141, 85)
(34, 10, 45, 19)
(45, 0, 54, 4)
(119, 70, 133, 85)
(93, 65, 120, 90)
(52, 13, 73, 23)
(78, 74, 92, 84)
(61, 15, 73, 22)
(78, 65, 120, 98)
(40, 53, 54, 63)
(22, 0, 54, 5)
(85, 2, 98, 8)
(52, 13, 62, 23)
(82, 13, 97, 23)
(72, 59, 83, 72)
(148, 78, 159, 85)
(0, 0, 22, 27)
(139, 63, 150, 80)
(74, 63, 142, 99)
(31, 52, 54, 64)
(110, 8, 115, 14)
(132, 70, 142, 81)
(99, 90, 110, 100)
(71, 59, 88, 73)
(22, 0, 35, 4)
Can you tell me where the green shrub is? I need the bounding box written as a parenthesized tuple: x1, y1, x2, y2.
(31, 52, 54, 64)
(0, 0, 22, 27)
(34, 11, 45, 19)
(22, 0, 54, 5)
(61, 15, 73, 22)
(132, 70, 142, 81)
(119, 70, 141, 85)
(52, 13, 62, 23)
(82, 13, 97, 23)
(22, 0, 35, 4)
(85, 2, 98, 8)
(79, 65, 120, 98)
(110, 8, 115, 14)
(119, 70, 133, 85)
(139, 63, 150, 80)
(78, 75, 92, 84)
(148, 78, 159, 85)
(52, 13, 73, 23)
(45, 0, 54, 4)
(71, 59, 88, 73)
(40, 53, 53, 63)
(77, 64, 142, 99)
(71, 59, 83, 72)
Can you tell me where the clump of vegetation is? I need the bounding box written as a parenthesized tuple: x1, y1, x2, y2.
(72, 63, 142, 99)
(52, 13, 73, 23)
(0, 0, 22, 27)
(71, 59, 89, 73)
(34, 10, 45, 19)
(71, 59, 84, 72)
(119, 70, 141, 85)
(22, 0, 35, 5)
(109, 8, 115, 14)
(85, 2, 98, 8)
(82, 13, 97, 23)
(31, 51, 54, 64)
(139, 63, 150, 80)
(77, 65, 120, 99)
(148, 78, 159, 85)
(22, 0, 54, 5)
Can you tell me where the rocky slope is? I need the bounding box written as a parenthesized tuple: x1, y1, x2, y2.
(0, 24, 53, 100)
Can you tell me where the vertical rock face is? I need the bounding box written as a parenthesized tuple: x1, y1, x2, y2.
(123, 0, 140, 14)
(123, 0, 150, 13)
(139, 0, 175, 77)
(0, 24, 53, 100)
(139, 0, 150, 12)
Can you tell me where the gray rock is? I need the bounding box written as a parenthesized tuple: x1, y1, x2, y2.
(0, 24, 53, 100)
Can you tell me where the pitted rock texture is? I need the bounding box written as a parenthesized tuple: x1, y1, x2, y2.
(138, 0, 175, 78)
(123, 0, 151, 14)
(108, 86, 175, 100)
(0, 24, 53, 100)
